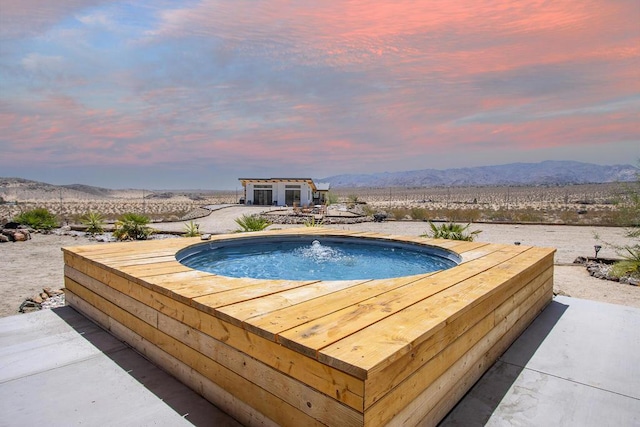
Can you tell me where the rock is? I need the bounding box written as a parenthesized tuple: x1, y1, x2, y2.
(40, 292, 49, 300)
(13, 231, 28, 241)
(1, 228, 31, 241)
(0, 234, 8, 243)
(32, 296, 43, 304)
(630, 278, 639, 286)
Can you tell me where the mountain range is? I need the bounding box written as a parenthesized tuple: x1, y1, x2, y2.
(1, 161, 638, 201)
(320, 161, 639, 188)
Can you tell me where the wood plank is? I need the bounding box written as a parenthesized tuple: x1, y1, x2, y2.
(164, 295, 366, 410)
(66, 263, 365, 409)
(318, 247, 554, 378)
(276, 245, 533, 364)
(65, 280, 327, 427)
(244, 275, 432, 341)
(192, 280, 319, 316)
(216, 279, 367, 326)
(362, 266, 553, 408)
(388, 281, 552, 427)
(158, 312, 363, 427)
(100, 255, 178, 268)
(120, 260, 192, 277)
(366, 274, 552, 426)
(65, 268, 159, 327)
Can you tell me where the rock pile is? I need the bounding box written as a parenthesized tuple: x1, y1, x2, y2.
(261, 214, 370, 225)
(19, 287, 65, 313)
(0, 222, 32, 242)
(574, 257, 639, 286)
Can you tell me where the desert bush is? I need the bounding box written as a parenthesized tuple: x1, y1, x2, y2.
(113, 213, 154, 240)
(458, 208, 481, 223)
(235, 214, 271, 232)
(422, 222, 482, 241)
(14, 208, 58, 231)
(325, 192, 339, 206)
(410, 207, 428, 221)
(81, 211, 105, 234)
(514, 208, 544, 223)
(390, 207, 409, 220)
(361, 205, 377, 216)
(183, 221, 200, 237)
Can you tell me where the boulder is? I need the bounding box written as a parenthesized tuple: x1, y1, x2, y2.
(13, 231, 28, 241)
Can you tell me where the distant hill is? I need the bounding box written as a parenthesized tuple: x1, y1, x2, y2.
(320, 161, 639, 188)
(0, 178, 138, 201)
(0, 178, 230, 202)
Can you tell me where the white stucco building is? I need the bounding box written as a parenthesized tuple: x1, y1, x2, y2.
(238, 178, 330, 207)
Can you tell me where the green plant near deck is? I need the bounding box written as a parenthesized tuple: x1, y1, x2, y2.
(183, 221, 200, 237)
(113, 213, 154, 240)
(304, 216, 324, 227)
(235, 214, 271, 232)
(422, 221, 482, 241)
(81, 211, 105, 235)
(14, 208, 58, 231)
(611, 245, 640, 278)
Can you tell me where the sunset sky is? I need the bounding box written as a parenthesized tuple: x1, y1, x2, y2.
(1, 1, 639, 189)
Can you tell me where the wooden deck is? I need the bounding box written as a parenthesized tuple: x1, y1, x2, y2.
(62, 228, 555, 426)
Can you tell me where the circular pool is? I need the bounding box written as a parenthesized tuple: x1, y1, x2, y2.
(176, 235, 460, 281)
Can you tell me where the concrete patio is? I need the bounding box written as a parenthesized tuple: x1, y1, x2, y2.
(1, 295, 638, 426)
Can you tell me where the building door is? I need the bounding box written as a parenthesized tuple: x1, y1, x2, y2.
(285, 189, 301, 206)
(253, 189, 273, 205)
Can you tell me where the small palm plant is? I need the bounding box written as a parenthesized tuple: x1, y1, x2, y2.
(235, 214, 271, 232)
(183, 221, 201, 237)
(422, 221, 481, 241)
(113, 213, 154, 240)
(304, 216, 324, 227)
(611, 245, 640, 278)
(14, 208, 58, 231)
(81, 211, 105, 235)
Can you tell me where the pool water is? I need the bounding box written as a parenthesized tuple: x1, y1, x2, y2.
(178, 238, 458, 281)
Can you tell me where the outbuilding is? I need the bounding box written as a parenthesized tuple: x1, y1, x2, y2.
(238, 178, 330, 207)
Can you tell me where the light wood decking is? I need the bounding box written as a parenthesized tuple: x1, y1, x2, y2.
(62, 228, 555, 426)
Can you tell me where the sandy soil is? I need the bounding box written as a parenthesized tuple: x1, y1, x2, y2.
(1, 207, 638, 317)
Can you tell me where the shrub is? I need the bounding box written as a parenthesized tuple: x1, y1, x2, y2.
(81, 211, 105, 235)
(361, 205, 377, 216)
(304, 216, 324, 227)
(183, 221, 200, 237)
(422, 221, 482, 241)
(390, 207, 408, 221)
(14, 208, 58, 231)
(611, 245, 640, 278)
(113, 213, 154, 240)
(235, 214, 271, 232)
(410, 207, 428, 221)
(458, 208, 481, 223)
(325, 192, 339, 206)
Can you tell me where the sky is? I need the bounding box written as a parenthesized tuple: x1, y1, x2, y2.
(1, 1, 639, 190)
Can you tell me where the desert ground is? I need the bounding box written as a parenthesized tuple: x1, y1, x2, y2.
(1, 204, 638, 318)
